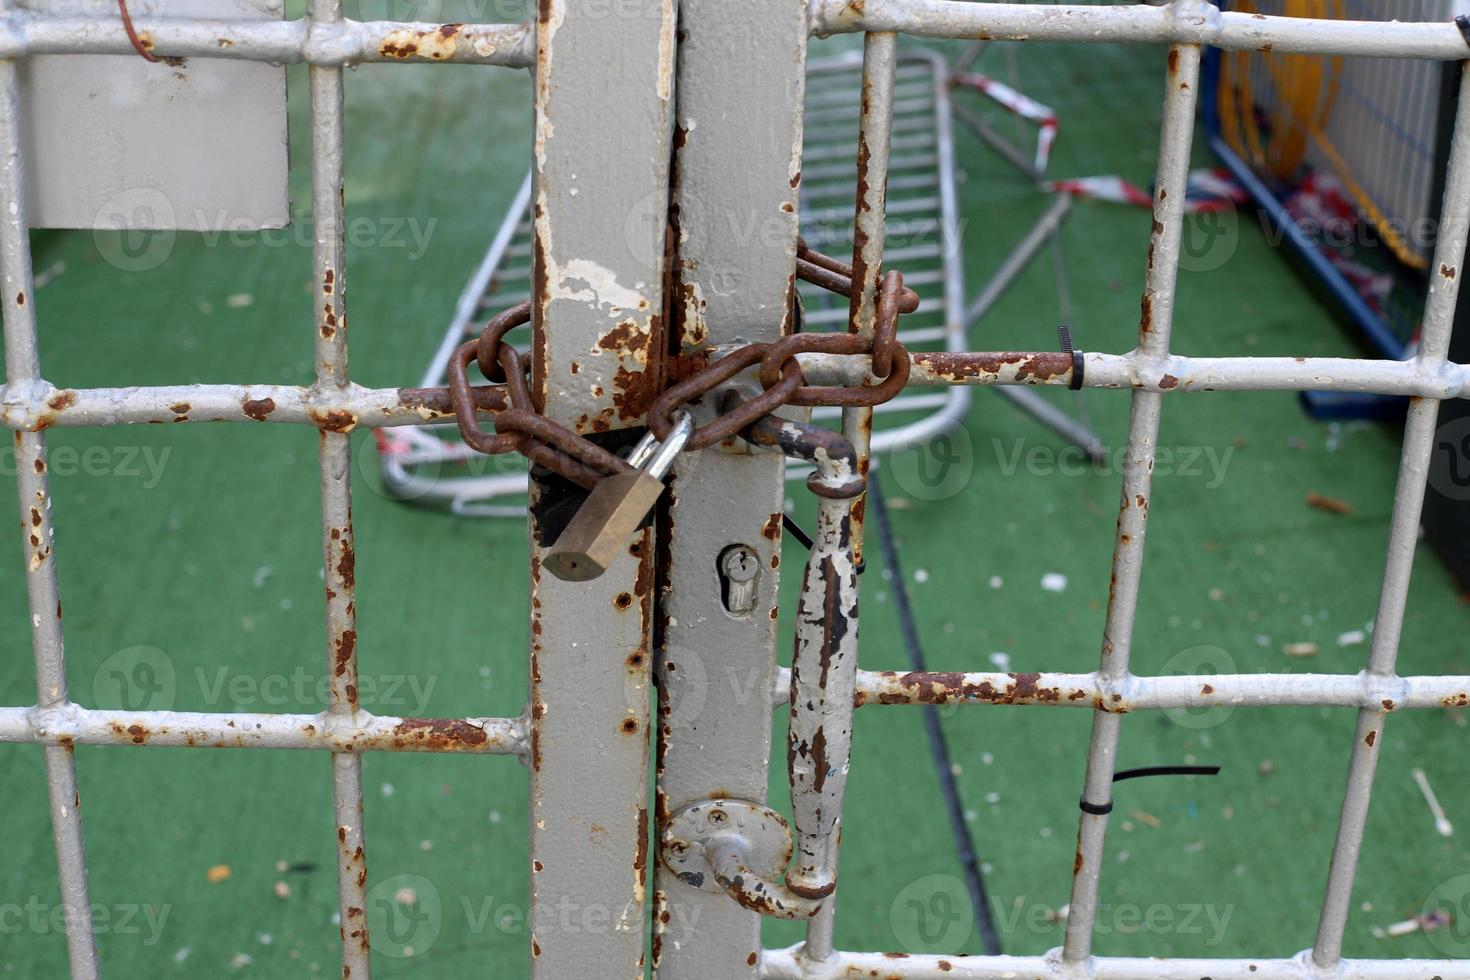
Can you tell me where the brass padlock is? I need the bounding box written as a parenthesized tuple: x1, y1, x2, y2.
(544, 412, 694, 582)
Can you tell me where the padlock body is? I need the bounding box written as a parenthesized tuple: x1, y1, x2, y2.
(545, 471, 667, 581)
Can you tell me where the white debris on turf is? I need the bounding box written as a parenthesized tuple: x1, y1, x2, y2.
(989, 652, 1011, 670)
(1336, 629, 1366, 647)
(1041, 572, 1067, 592)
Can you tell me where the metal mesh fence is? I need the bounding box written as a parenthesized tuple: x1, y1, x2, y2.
(1, 2, 1468, 978)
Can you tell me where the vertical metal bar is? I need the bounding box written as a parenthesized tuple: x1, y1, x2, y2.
(653, 0, 806, 977)
(1062, 36, 1201, 965)
(1311, 61, 1470, 969)
(788, 491, 861, 965)
(527, 1, 675, 976)
(843, 30, 897, 572)
(308, 2, 370, 974)
(0, 47, 100, 980)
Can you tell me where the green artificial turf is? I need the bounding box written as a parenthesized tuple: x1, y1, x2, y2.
(3, 18, 1468, 980)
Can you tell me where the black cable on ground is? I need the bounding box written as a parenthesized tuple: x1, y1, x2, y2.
(869, 476, 1002, 956)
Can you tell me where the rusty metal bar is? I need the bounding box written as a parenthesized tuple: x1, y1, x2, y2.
(783, 669, 1470, 712)
(759, 948, 1470, 979)
(795, 349, 1470, 397)
(0, 381, 508, 430)
(842, 29, 897, 581)
(1062, 32, 1202, 964)
(652, 0, 807, 975)
(0, 30, 98, 979)
(0, 706, 527, 754)
(0, 13, 533, 66)
(1311, 60, 1470, 971)
(307, 1, 371, 972)
(525, 0, 675, 974)
(808, 0, 1470, 58)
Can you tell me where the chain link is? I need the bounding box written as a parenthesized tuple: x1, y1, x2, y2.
(447, 243, 919, 473)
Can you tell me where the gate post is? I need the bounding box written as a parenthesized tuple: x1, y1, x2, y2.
(526, 1, 677, 976)
(652, 3, 809, 977)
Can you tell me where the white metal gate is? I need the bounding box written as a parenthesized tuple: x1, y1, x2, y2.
(2, 2, 1469, 979)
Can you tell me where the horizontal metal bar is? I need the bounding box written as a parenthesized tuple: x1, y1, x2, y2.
(0, 13, 533, 66)
(793, 350, 1470, 398)
(0, 704, 527, 754)
(809, 0, 1470, 59)
(771, 668, 1470, 712)
(0, 380, 506, 430)
(840, 669, 1470, 712)
(759, 946, 1470, 979)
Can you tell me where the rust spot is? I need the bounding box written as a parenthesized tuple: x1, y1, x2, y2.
(1443, 264, 1457, 280)
(47, 390, 77, 412)
(621, 718, 639, 735)
(29, 507, 40, 527)
(338, 827, 347, 843)
(334, 630, 357, 675)
(634, 806, 649, 883)
(598, 318, 649, 356)
(1139, 294, 1154, 335)
(311, 409, 357, 433)
(762, 513, 783, 540)
(169, 402, 191, 416)
(1073, 848, 1084, 875)
(1202, 683, 1214, 695)
(747, 952, 758, 967)
(126, 724, 147, 744)
(1381, 699, 1395, 711)
(336, 536, 356, 589)
(614, 591, 634, 611)
(1364, 730, 1377, 747)
(391, 717, 489, 748)
(1168, 49, 1179, 74)
(242, 397, 276, 421)
(1158, 374, 1179, 389)
(15, 291, 23, 306)
(323, 268, 335, 294)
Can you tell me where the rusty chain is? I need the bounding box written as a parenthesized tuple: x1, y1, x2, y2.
(448, 240, 920, 476)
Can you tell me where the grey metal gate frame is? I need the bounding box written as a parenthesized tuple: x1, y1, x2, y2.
(2, 2, 1470, 979)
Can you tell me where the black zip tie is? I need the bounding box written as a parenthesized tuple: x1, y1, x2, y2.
(1456, 13, 1470, 47)
(1079, 764, 1221, 816)
(781, 512, 814, 551)
(1058, 324, 1084, 390)
(781, 511, 864, 574)
(1115, 764, 1221, 783)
